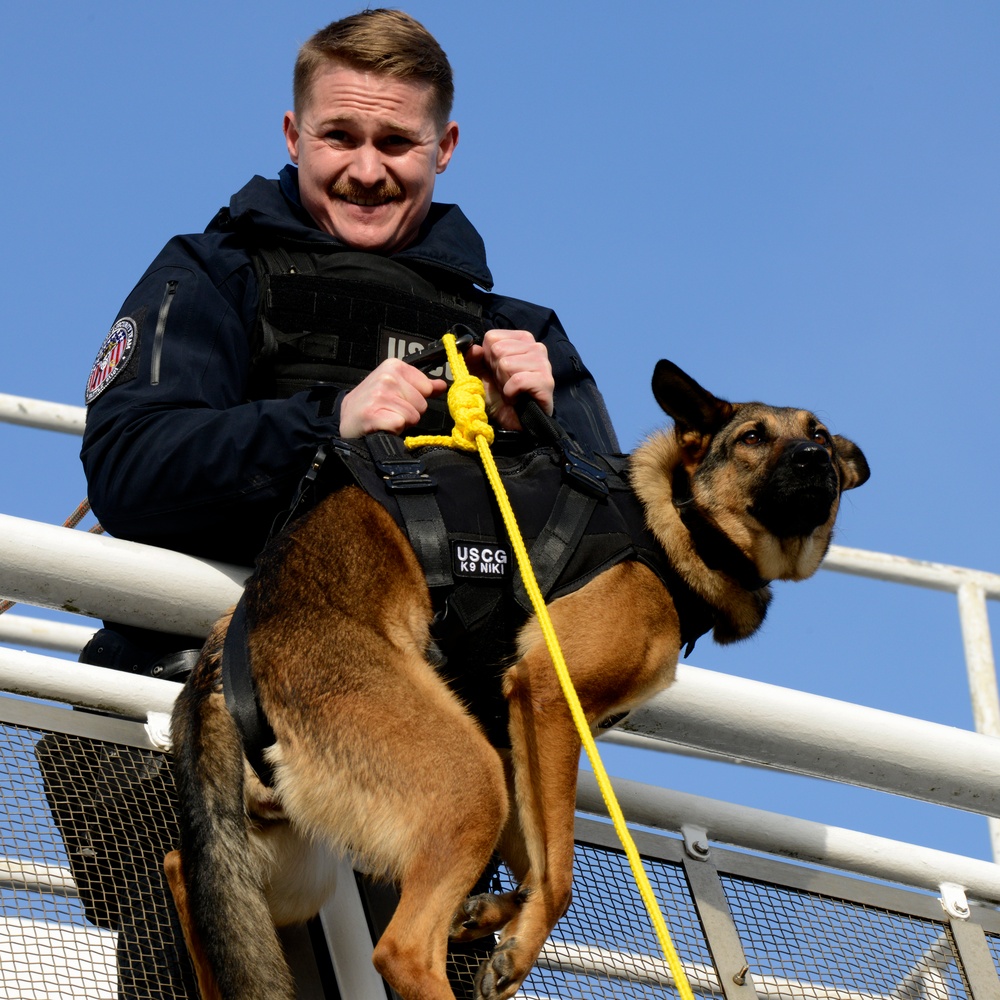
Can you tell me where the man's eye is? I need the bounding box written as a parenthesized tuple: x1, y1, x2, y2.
(382, 135, 414, 149)
(325, 130, 351, 144)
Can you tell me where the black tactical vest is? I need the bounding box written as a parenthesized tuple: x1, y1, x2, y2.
(248, 245, 488, 433)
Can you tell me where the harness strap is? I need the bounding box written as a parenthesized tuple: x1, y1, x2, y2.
(397, 492, 454, 590)
(222, 596, 277, 787)
(515, 396, 608, 499)
(270, 443, 330, 539)
(512, 482, 598, 614)
(367, 432, 454, 590)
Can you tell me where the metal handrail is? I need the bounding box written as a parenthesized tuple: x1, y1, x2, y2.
(5, 396, 1000, 1000)
(0, 394, 86, 436)
(4, 509, 1000, 817)
(2, 395, 999, 858)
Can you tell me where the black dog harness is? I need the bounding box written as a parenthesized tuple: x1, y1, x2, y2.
(226, 312, 718, 781)
(222, 421, 720, 785)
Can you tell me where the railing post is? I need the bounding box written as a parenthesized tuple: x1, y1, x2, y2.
(956, 581, 1000, 862)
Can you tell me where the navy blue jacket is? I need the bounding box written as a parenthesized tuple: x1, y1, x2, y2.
(81, 167, 619, 566)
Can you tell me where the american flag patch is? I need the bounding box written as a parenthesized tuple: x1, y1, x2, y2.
(86, 317, 137, 404)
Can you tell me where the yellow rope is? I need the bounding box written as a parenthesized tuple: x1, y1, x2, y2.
(403, 365, 494, 453)
(405, 335, 696, 1000)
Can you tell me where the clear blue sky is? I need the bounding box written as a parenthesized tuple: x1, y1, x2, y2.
(2, 3, 998, 863)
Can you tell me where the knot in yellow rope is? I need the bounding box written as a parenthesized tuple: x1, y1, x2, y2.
(404, 333, 494, 452)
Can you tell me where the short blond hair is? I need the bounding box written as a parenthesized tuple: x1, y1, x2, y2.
(294, 9, 454, 129)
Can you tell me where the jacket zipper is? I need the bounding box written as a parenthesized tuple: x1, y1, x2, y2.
(150, 280, 178, 385)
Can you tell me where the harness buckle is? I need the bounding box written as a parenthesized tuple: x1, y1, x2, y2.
(562, 444, 609, 499)
(376, 459, 437, 493)
(368, 431, 437, 494)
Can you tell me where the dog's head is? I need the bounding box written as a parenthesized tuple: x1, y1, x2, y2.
(650, 359, 869, 587)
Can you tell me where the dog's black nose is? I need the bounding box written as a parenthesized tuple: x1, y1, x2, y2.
(752, 441, 838, 536)
(788, 440, 830, 472)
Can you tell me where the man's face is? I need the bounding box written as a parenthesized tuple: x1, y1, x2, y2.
(284, 62, 458, 254)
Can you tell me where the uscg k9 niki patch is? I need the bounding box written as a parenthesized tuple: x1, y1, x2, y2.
(452, 540, 511, 580)
(85, 317, 138, 404)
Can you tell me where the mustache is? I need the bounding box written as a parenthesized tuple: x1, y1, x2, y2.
(330, 177, 403, 204)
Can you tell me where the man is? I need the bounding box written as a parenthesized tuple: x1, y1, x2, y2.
(63, 9, 619, 997)
(81, 10, 616, 586)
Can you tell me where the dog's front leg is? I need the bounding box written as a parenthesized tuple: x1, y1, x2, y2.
(478, 563, 682, 1000)
(473, 652, 581, 1000)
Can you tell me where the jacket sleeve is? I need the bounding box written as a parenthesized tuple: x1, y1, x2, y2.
(486, 297, 621, 455)
(81, 236, 343, 565)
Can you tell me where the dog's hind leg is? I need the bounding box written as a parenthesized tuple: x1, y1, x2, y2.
(171, 665, 295, 1000)
(365, 711, 509, 1000)
(269, 658, 509, 1000)
(375, 849, 499, 1000)
(451, 780, 531, 944)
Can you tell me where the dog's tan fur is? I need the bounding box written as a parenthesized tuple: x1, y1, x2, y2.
(168, 360, 868, 1000)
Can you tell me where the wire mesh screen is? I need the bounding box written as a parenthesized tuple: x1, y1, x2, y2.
(985, 933, 1000, 981)
(451, 842, 712, 1000)
(0, 720, 196, 1000)
(4, 715, 715, 1000)
(5, 710, 997, 1000)
(720, 873, 970, 999)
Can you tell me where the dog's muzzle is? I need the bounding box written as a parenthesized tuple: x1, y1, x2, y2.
(750, 440, 839, 538)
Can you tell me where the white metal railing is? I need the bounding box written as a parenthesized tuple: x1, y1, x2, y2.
(6, 617, 1000, 816)
(818, 546, 1000, 857)
(575, 771, 1000, 904)
(4, 518, 1000, 903)
(3, 396, 1000, 864)
(0, 613, 95, 653)
(0, 513, 247, 636)
(6, 395, 1000, 1000)
(0, 394, 86, 436)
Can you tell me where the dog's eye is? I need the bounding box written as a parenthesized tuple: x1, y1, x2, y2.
(740, 429, 764, 446)
(812, 429, 832, 447)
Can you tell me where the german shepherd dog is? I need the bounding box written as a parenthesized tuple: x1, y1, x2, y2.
(167, 360, 869, 1000)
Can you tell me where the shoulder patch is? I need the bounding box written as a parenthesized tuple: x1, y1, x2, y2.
(86, 317, 139, 404)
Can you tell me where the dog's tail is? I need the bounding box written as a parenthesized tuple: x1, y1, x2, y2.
(170, 654, 294, 1000)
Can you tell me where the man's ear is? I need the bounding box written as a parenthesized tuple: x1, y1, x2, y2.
(436, 121, 459, 174)
(283, 111, 301, 164)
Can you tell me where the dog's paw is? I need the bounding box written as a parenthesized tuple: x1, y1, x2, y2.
(450, 889, 524, 941)
(474, 938, 521, 1000)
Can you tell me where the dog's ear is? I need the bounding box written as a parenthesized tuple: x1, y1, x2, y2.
(652, 360, 734, 434)
(832, 435, 871, 491)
